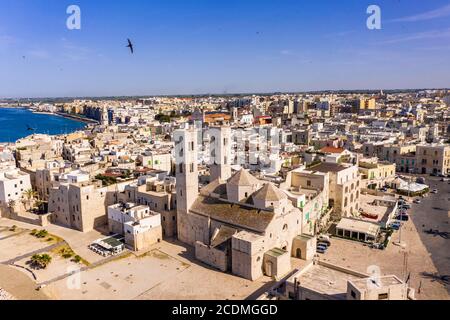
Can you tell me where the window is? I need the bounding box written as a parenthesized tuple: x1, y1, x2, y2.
(378, 293, 389, 300)
(351, 290, 356, 299)
(307, 180, 311, 187)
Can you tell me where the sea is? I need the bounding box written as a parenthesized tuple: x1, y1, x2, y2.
(0, 107, 86, 143)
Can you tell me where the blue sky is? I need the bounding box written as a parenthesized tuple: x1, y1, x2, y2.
(1, 0, 450, 98)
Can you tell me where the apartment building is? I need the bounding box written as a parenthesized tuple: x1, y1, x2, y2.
(281, 168, 330, 235)
(312, 162, 361, 218)
(416, 144, 450, 175)
(136, 151, 172, 173)
(358, 158, 396, 189)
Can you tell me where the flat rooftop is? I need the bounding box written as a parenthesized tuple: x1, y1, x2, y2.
(336, 218, 380, 237)
(349, 275, 403, 291)
(287, 263, 363, 299)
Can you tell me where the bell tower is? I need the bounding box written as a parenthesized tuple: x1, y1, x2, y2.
(174, 125, 199, 244)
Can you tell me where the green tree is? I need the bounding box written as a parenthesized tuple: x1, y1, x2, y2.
(30, 254, 52, 269)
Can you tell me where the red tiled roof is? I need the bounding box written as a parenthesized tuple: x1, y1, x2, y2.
(320, 146, 345, 154)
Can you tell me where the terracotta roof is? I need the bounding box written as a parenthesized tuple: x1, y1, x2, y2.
(320, 146, 345, 154)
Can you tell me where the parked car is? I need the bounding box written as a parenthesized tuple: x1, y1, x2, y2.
(400, 204, 411, 210)
(380, 187, 388, 192)
(431, 189, 438, 194)
(318, 235, 331, 242)
(390, 222, 401, 230)
(317, 241, 329, 248)
(316, 247, 326, 254)
(413, 199, 421, 204)
(396, 214, 410, 221)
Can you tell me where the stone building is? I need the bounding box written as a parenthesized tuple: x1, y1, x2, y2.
(48, 178, 129, 232)
(174, 126, 316, 281)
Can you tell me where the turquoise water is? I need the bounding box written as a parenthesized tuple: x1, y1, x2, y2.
(0, 108, 86, 143)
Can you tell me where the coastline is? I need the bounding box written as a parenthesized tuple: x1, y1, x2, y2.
(0, 108, 91, 143)
(53, 112, 99, 124)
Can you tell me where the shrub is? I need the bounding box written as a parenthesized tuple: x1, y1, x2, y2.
(60, 247, 74, 259)
(35, 230, 48, 238)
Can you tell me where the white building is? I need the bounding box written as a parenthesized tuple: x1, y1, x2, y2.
(0, 169, 32, 206)
(108, 202, 162, 251)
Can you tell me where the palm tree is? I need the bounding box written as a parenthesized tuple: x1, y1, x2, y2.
(23, 189, 37, 211)
(30, 254, 52, 269)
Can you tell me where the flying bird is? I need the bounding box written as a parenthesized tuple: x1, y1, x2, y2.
(126, 38, 134, 54)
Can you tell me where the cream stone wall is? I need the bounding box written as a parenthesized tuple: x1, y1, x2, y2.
(195, 241, 228, 272)
(125, 225, 162, 251)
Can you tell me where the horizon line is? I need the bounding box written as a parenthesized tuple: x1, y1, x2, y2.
(2, 87, 450, 101)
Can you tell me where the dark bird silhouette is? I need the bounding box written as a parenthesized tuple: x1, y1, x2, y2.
(126, 38, 134, 54)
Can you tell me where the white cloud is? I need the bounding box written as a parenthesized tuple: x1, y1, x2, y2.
(391, 4, 450, 22)
(378, 28, 450, 44)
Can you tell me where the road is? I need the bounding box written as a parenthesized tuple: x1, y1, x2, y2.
(407, 175, 450, 291)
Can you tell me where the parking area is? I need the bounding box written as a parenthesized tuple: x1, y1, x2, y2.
(318, 175, 449, 300)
